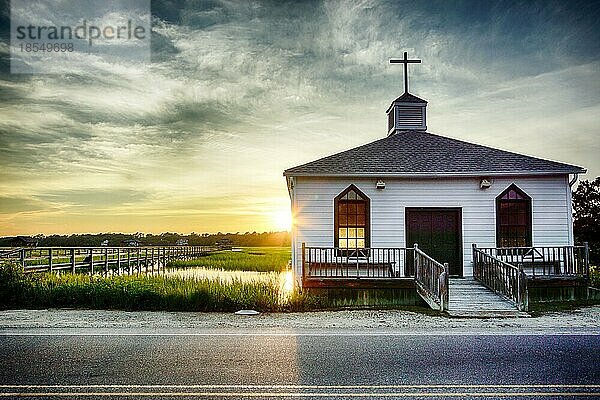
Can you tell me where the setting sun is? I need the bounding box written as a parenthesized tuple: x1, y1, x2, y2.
(271, 208, 292, 232)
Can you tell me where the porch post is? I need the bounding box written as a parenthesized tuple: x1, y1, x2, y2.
(472, 243, 478, 280)
(413, 243, 419, 279)
(584, 241, 590, 280)
(517, 264, 528, 312)
(440, 262, 449, 311)
(301, 242, 306, 281)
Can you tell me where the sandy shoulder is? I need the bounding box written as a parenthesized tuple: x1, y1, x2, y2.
(0, 306, 598, 331)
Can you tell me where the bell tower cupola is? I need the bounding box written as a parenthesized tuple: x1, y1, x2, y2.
(387, 52, 427, 136)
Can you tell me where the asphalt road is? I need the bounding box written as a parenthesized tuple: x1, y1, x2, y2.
(0, 330, 599, 399)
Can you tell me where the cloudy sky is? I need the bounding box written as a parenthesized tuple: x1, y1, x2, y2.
(0, 0, 599, 235)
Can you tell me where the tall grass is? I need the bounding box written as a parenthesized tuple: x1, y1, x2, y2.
(591, 265, 599, 288)
(167, 247, 291, 272)
(0, 262, 323, 312)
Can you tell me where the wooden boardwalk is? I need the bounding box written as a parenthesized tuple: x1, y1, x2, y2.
(2, 246, 219, 276)
(447, 278, 529, 318)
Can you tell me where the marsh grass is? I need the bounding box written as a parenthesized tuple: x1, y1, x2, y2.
(0, 261, 324, 312)
(167, 247, 290, 272)
(590, 265, 599, 288)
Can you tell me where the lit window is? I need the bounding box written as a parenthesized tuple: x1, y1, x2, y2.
(335, 185, 370, 256)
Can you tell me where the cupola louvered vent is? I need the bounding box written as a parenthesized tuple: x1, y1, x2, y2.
(397, 106, 423, 126)
(386, 92, 427, 136)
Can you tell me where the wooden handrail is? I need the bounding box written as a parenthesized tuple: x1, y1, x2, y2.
(413, 244, 448, 311)
(414, 246, 445, 268)
(473, 245, 527, 311)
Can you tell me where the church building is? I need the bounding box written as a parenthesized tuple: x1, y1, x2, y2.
(283, 53, 589, 313)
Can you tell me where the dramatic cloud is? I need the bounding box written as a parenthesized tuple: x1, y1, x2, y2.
(0, 0, 598, 234)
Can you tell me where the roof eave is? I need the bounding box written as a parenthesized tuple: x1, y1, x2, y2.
(283, 169, 586, 178)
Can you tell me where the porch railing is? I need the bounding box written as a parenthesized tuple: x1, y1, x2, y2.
(301, 243, 449, 311)
(473, 245, 528, 311)
(302, 244, 413, 278)
(413, 244, 449, 311)
(476, 243, 589, 278)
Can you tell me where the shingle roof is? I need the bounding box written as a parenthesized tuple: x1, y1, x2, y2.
(284, 130, 586, 176)
(391, 92, 427, 103)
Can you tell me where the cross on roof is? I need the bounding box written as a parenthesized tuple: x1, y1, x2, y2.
(389, 52, 421, 94)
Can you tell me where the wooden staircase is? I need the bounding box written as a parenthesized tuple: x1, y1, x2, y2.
(447, 278, 529, 318)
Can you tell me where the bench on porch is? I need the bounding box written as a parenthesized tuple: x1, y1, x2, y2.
(305, 261, 396, 278)
(302, 245, 415, 280)
(520, 261, 561, 276)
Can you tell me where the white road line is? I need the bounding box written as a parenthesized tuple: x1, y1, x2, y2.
(1, 392, 599, 397)
(1, 385, 599, 389)
(1, 332, 599, 337)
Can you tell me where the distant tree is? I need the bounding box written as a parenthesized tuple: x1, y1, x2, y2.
(572, 177, 600, 264)
(30, 231, 291, 248)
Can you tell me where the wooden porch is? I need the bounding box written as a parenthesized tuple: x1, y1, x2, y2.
(301, 243, 591, 314)
(302, 243, 449, 311)
(472, 243, 590, 311)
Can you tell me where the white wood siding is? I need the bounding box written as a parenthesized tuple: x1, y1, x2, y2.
(290, 175, 572, 283)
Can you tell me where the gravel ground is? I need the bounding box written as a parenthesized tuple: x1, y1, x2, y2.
(0, 306, 599, 331)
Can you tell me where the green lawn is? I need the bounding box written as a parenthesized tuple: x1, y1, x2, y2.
(167, 247, 291, 272)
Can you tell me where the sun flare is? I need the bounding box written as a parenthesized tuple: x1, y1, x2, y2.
(280, 270, 295, 299)
(271, 208, 292, 232)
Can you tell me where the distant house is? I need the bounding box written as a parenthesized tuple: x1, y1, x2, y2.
(100, 239, 109, 247)
(215, 238, 233, 249)
(283, 53, 590, 313)
(121, 239, 141, 247)
(176, 238, 189, 246)
(0, 236, 39, 248)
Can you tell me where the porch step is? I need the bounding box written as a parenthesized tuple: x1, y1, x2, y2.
(447, 278, 529, 318)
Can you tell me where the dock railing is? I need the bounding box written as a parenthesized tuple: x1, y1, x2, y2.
(7, 246, 218, 276)
(413, 244, 449, 311)
(473, 244, 528, 311)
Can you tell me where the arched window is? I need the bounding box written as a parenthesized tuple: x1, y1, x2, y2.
(496, 184, 532, 248)
(334, 185, 370, 256)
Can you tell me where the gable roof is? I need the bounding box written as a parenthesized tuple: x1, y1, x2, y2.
(284, 130, 586, 177)
(391, 92, 427, 103)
